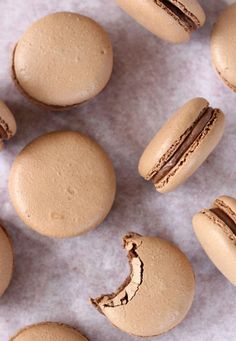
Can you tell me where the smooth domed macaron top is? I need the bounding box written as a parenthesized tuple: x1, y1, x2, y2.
(9, 131, 116, 238)
(117, 0, 205, 43)
(92, 233, 195, 337)
(0, 101, 17, 140)
(10, 322, 89, 341)
(139, 97, 209, 179)
(0, 225, 14, 296)
(13, 12, 113, 108)
(193, 196, 236, 286)
(211, 3, 236, 91)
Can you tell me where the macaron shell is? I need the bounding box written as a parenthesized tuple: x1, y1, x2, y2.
(117, 0, 190, 43)
(211, 4, 236, 91)
(99, 235, 195, 337)
(13, 12, 113, 107)
(9, 131, 116, 238)
(0, 225, 13, 296)
(193, 212, 236, 286)
(0, 101, 17, 138)
(156, 109, 225, 193)
(174, 0, 206, 26)
(214, 196, 236, 218)
(139, 97, 209, 179)
(11, 323, 88, 341)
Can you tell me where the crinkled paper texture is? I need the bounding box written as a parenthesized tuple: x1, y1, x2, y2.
(0, 0, 235, 340)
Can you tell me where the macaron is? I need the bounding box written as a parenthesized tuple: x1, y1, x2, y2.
(193, 196, 236, 286)
(9, 131, 116, 238)
(0, 224, 14, 297)
(0, 101, 17, 149)
(91, 233, 195, 337)
(211, 4, 236, 92)
(116, 0, 206, 44)
(138, 98, 225, 193)
(10, 322, 89, 341)
(12, 12, 113, 109)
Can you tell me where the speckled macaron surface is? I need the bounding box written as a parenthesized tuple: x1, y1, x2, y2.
(0, 101, 17, 141)
(12, 12, 113, 109)
(211, 4, 236, 92)
(10, 322, 89, 341)
(92, 233, 195, 337)
(116, 0, 206, 43)
(193, 196, 236, 286)
(138, 98, 225, 193)
(9, 131, 116, 238)
(0, 225, 13, 297)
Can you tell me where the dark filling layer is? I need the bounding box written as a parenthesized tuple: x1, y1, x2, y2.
(152, 108, 214, 184)
(0, 125, 7, 140)
(157, 0, 198, 31)
(210, 208, 236, 236)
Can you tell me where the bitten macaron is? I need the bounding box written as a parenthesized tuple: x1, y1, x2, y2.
(92, 233, 195, 337)
(9, 131, 116, 238)
(0, 101, 17, 150)
(12, 12, 113, 109)
(211, 4, 236, 92)
(0, 224, 14, 297)
(193, 196, 236, 286)
(10, 322, 89, 341)
(116, 0, 206, 43)
(138, 98, 225, 193)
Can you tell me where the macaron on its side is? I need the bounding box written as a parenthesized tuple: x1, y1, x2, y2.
(92, 233, 195, 337)
(117, 0, 205, 43)
(139, 98, 225, 193)
(10, 322, 89, 341)
(193, 196, 236, 286)
(211, 4, 236, 92)
(8, 131, 116, 238)
(0, 101, 17, 140)
(12, 12, 113, 109)
(0, 225, 14, 297)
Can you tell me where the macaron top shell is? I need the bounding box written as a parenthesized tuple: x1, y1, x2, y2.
(117, 0, 205, 43)
(9, 131, 116, 238)
(92, 233, 195, 337)
(211, 4, 236, 91)
(10, 322, 88, 341)
(0, 225, 13, 296)
(13, 12, 113, 108)
(0, 101, 17, 139)
(193, 196, 236, 286)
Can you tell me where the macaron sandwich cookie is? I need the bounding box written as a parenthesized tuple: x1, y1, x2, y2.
(10, 322, 89, 341)
(92, 233, 195, 337)
(0, 101, 17, 150)
(0, 224, 14, 297)
(116, 0, 206, 43)
(193, 196, 236, 286)
(12, 12, 113, 109)
(211, 4, 236, 92)
(138, 98, 225, 193)
(9, 131, 116, 238)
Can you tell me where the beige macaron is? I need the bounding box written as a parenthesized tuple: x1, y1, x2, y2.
(9, 131, 116, 238)
(91, 233, 195, 337)
(0, 101, 17, 150)
(211, 4, 236, 92)
(138, 98, 225, 193)
(12, 12, 113, 109)
(193, 196, 236, 286)
(116, 0, 206, 44)
(10, 322, 89, 341)
(0, 224, 14, 297)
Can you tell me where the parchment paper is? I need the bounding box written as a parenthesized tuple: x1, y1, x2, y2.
(0, 1, 236, 340)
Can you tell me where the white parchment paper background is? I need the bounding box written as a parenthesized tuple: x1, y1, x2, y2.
(0, 0, 236, 340)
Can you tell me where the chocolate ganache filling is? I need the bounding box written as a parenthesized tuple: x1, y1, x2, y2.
(156, 0, 198, 31)
(152, 107, 215, 184)
(210, 208, 236, 236)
